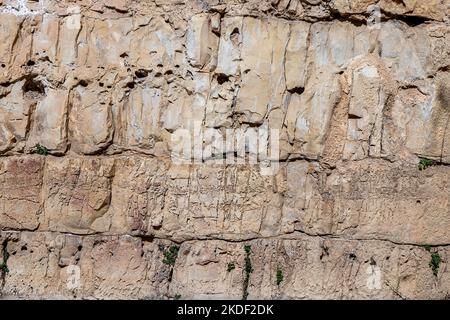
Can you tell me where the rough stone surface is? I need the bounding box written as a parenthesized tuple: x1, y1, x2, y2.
(1, 0, 450, 299)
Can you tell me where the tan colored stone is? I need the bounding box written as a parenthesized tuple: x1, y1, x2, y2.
(235, 18, 290, 125)
(285, 70, 341, 159)
(1, 231, 172, 299)
(285, 21, 310, 91)
(0, 81, 31, 154)
(248, 238, 450, 299)
(0, 0, 450, 300)
(186, 13, 220, 71)
(69, 85, 113, 154)
(380, 0, 448, 21)
(333, 0, 449, 21)
(105, 0, 129, 12)
(108, 157, 168, 234)
(343, 64, 386, 160)
(0, 157, 43, 231)
(170, 241, 245, 299)
(288, 159, 450, 245)
(41, 157, 114, 235)
(26, 89, 69, 154)
(3, 232, 449, 299)
(216, 17, 243, 76)
(0, 13, 29, 81)
(332, 0, 378, 14)
(32, 14, 59, 64)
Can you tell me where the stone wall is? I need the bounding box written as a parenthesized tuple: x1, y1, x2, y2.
(1, 0, 450, 299)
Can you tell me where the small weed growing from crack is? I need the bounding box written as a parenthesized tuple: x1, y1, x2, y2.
(1, 242, 9, 274)
(242, 245, 253, 300)
(276, 267, 284, 286)
(174, 294, 181, 300)
(418, 158, 435, 171)
(1, 241, 9, 292)
(422, 245, 442, 277)
(162, 245, 179, 283)
(227, 262, 235, 272)
(163, 245, 179, 266)
(430, 252, 442, 277)
(35, 143, 49, 156)
(0, 262, 8, 274)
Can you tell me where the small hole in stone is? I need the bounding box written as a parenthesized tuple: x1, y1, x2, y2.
(349, 253, 357, 260)
(417, 200, 421, 204)
(107, 85, 112, 89)
(1, 64, 5, 68)
(217, 73, 230, 85)
(23, 77, 45, 95)
(78, 80, 88, 87)
(99, 82, 104, 87)
(135, 69, 148, 78)
(21, 245, 27, 251)
(78, 245, 83, 251)
(127, 82, 135, 89)
(26, 60, 36, 66)
(288, 87, 305, 95)
(230, 27, 240, 45)
(165, 70, 173, 76)
(155, 72, 162, 78)
(120, 52, 128, 58)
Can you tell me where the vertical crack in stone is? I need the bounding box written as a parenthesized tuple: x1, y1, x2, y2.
(0, 239, 9, 294)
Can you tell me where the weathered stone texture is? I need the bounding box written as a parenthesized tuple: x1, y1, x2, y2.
(1, 0, 450, 299)
(1, 231, 450, 300)
(0, 157, 43, 231)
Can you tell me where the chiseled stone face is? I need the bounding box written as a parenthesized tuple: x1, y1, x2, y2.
(0, 157, 43, 231)
(1, 0, 450, 299)
(0, 2, 449, 162)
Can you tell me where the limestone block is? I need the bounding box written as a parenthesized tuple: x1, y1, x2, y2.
(41, 157, 114, 234)
(26, 88, 69, 154)
(69, 84, 113, 154)
(186, 13, 220, 71)
(0, 157, 43, 231)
